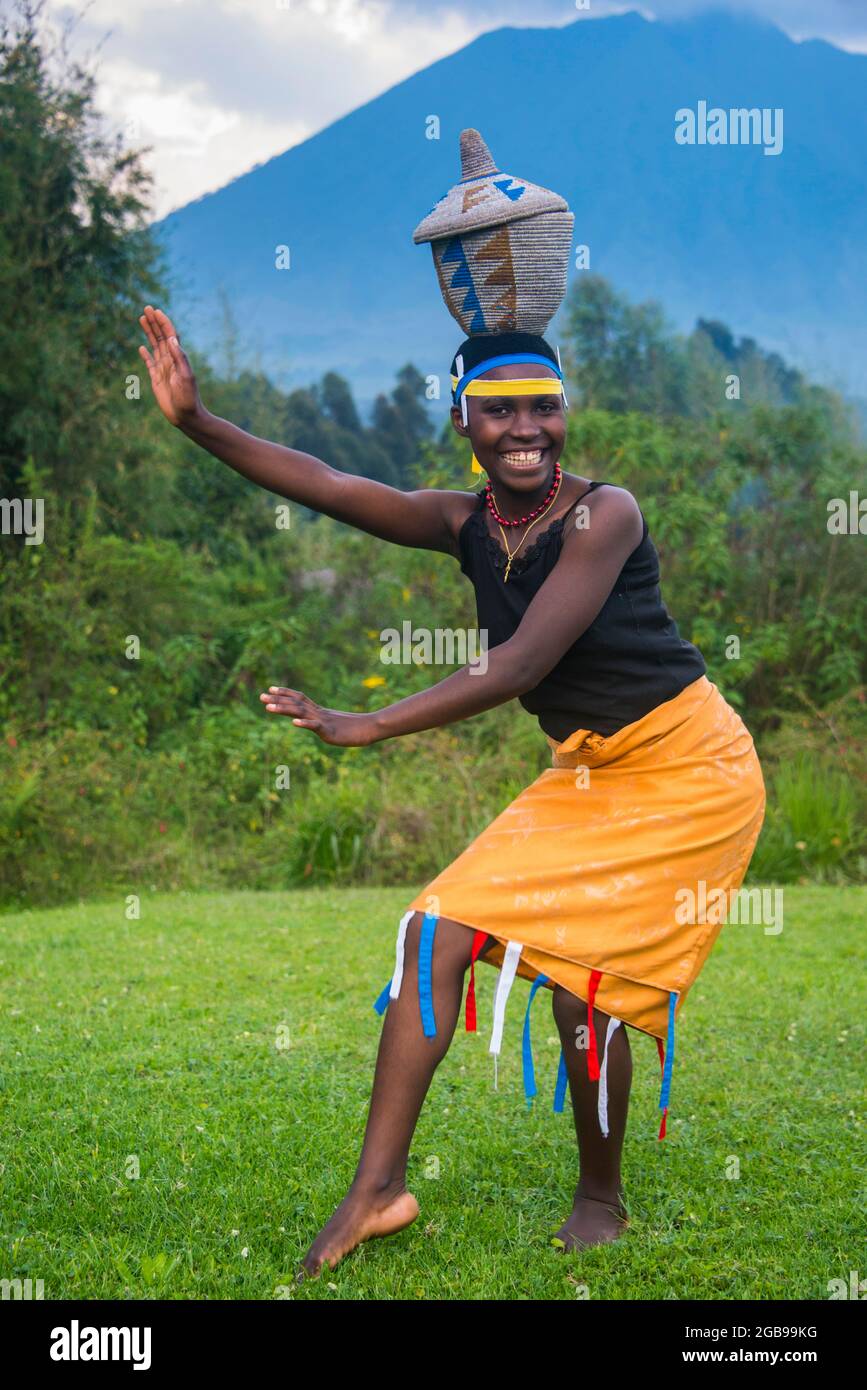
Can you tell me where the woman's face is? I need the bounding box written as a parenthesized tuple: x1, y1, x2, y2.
(450, 362, 566, 495)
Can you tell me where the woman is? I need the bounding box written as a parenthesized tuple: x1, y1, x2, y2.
(137, 132, 765, 1276)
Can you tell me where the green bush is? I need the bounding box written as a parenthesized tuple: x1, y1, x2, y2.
(750, 752, 867, 884)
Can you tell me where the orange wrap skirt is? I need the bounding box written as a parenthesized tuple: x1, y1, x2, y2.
(374, 675, 766, 1131)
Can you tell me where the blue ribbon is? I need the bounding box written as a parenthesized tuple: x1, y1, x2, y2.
(418, 912, 438, 1037)
(373, 978, 392, 1015)
(522, 974, 549, 1106)
(553, 1047, 569, 1113)
(659, 991, 677, 1112)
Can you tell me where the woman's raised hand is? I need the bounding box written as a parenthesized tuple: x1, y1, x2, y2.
(138, 305, 203, 427)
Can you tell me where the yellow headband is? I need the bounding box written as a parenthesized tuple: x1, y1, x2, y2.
(449, 376, 565, 397)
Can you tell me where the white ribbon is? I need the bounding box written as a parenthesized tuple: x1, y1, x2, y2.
(389, 911, 414, 1000)
(597, 1015, 622, 1137)
(555, 343, 569, 409)
(489, 940, 523, 1088)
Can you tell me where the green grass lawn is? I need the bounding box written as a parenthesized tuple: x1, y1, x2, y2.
(1, 885, 863, 1301)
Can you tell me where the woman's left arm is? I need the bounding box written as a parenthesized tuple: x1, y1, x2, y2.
(261, 488, 644, 745)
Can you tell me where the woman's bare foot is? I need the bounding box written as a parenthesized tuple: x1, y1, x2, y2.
(300, 1182, 420, 1278)
(553, 1186, 628, 1252)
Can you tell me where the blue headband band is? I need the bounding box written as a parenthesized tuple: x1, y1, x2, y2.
(452, 353, 563, 404)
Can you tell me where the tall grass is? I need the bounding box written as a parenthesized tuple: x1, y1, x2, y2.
(749, 753, 866, 883)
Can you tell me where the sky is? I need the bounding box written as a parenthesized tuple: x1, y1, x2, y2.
(39, 0, 867, 219)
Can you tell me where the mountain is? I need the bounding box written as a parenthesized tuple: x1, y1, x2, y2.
(153, 10, 867, 410)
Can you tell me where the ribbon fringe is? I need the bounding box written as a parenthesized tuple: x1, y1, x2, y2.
(522, 973, 549, 1106)
(376, 929, 678, 1142)
(389, 910, 413, 1000)
(657, 992, 677, 1140)
(418, 912, 438, 1037)
(488, 940, 523, 1088)
(597, 1015, 622, 1137)
(465, 929, 488, 1032)
(586, 969, 603, 1081)
(554, 1047, 569, 1113)
(373, 908, 414, 1015)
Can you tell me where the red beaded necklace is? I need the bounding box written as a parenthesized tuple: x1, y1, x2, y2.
(484, 461, 562, 527)
(486, 465, 563, 583)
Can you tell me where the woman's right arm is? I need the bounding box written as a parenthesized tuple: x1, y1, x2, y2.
(138, 305, 469, 555)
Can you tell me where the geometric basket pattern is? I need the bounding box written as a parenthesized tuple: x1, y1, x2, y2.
(415, 128, 574, 338)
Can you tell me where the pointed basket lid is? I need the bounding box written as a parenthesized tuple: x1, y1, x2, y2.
(413, 128, 569, 244)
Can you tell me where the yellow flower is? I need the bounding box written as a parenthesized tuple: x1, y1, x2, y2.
(362, 675, 386, 688)
(795, 840, 807, 851)
(108, 686, 119, 695)
(401, 587, 411, 602)
(365, 629, 379, 639)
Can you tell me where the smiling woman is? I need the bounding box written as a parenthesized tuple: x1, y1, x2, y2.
(138, 125, 766, 1280)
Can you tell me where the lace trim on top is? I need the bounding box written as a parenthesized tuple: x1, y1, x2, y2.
(469, 506, 570, 577)
(468, 480, 605, 577)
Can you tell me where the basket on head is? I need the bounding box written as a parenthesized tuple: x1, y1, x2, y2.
(413, 128, 573, 337)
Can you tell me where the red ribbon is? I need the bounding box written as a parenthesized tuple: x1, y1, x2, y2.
(656, 1035, 667, 1140)
(586, 970, 603, 1080)
(465, 930, 488, 1032)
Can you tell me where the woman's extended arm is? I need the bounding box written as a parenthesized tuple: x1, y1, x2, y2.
(138, 305, 469, 554)
(261, 487, 645, 744)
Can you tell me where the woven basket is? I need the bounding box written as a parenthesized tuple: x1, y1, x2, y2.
(413, 129, 574, 336)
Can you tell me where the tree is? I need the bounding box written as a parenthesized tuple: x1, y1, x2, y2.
(370, 364, 433, 486)
(564, 275, 688, 416)
(318, 372, 361, 434)
(0, 0, 164, 513)
(564, 277, 851, 427)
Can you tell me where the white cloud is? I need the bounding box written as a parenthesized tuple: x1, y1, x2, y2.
(46, 0, 480, 216)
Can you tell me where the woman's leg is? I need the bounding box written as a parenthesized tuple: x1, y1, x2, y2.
(551, 983, 632, 1249)
(301, 912, 486, 1276)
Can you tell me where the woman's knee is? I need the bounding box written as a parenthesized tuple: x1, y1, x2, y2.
(403, 911, 477, 974)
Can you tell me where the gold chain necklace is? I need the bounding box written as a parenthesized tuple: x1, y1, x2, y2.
(491, 472, 563, 583)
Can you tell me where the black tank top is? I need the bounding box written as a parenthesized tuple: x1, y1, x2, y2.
(458, 480, 707, 739)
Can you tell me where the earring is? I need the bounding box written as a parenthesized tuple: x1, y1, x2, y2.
(471, 452, 483, 474)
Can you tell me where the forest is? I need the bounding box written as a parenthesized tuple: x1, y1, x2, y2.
(1, 6, 865, 907)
